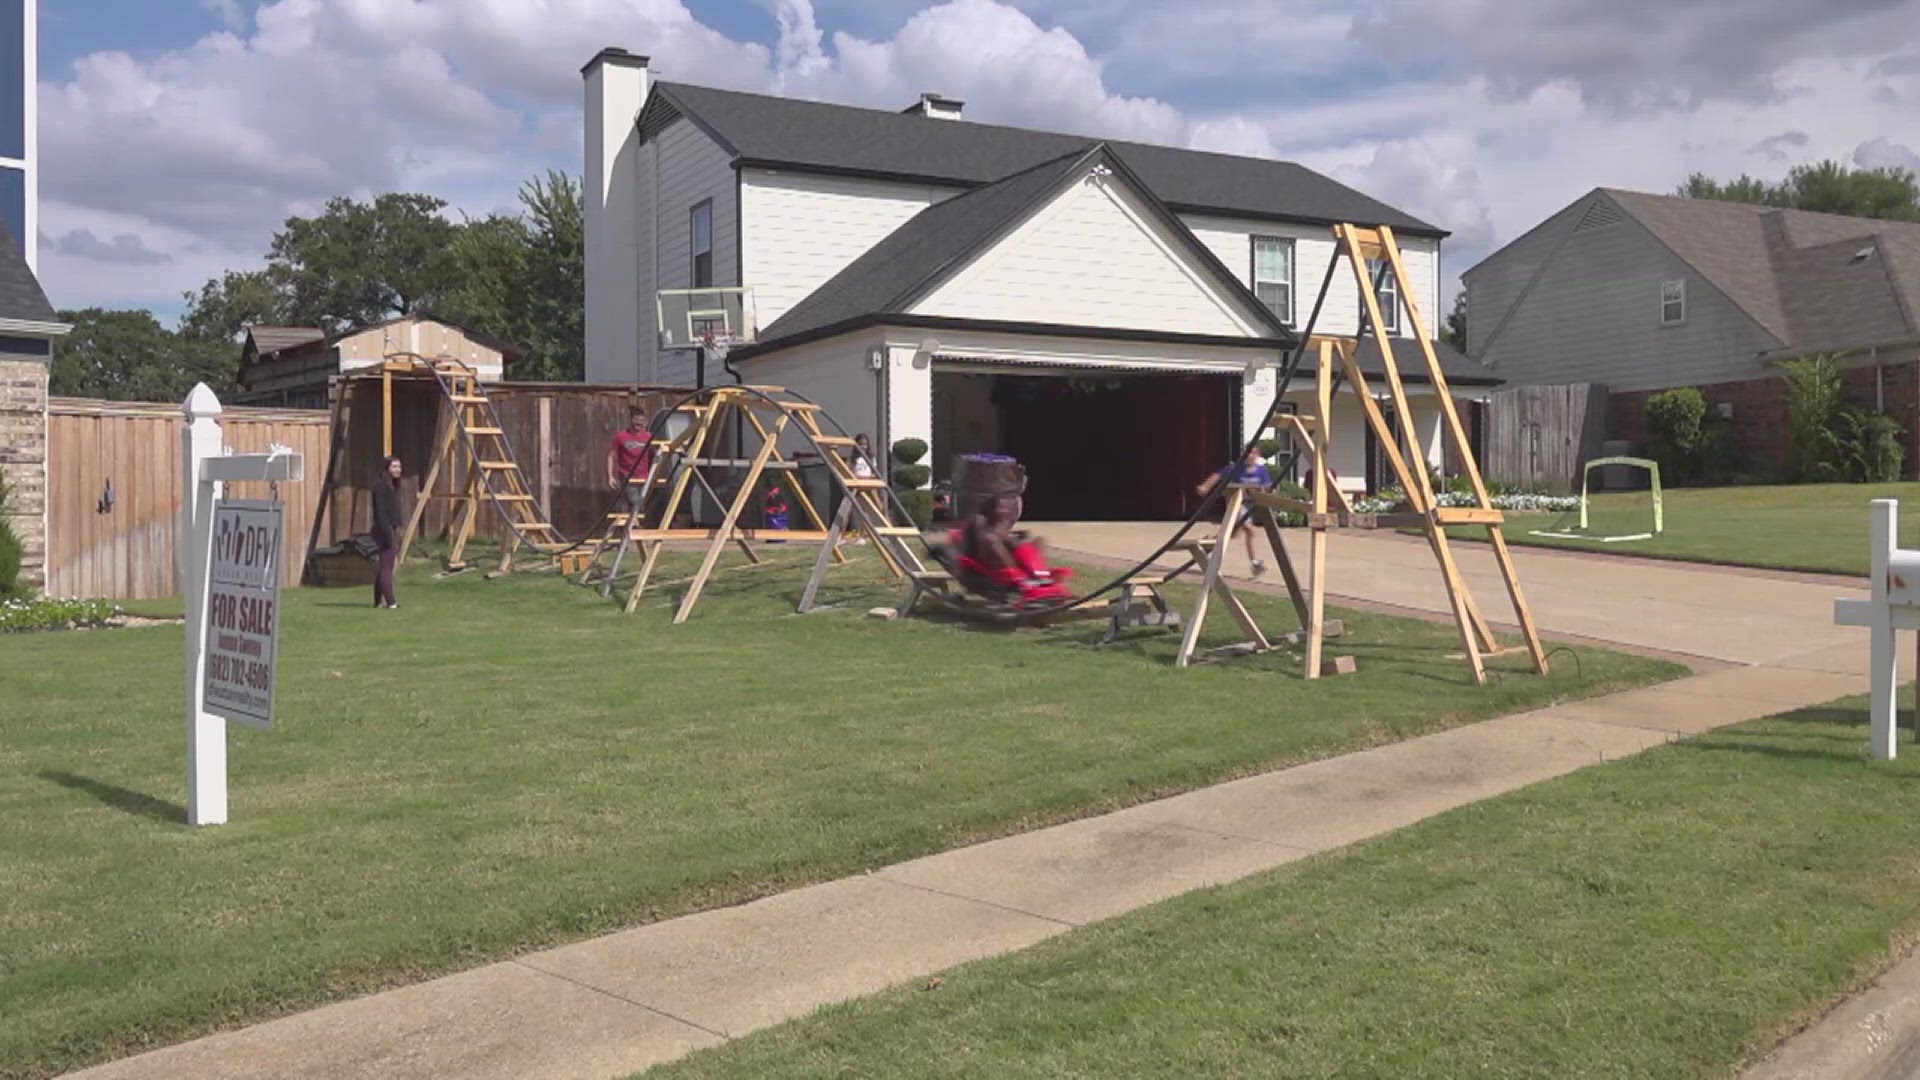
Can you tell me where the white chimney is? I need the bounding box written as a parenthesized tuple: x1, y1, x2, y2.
(901, 92, 964, 120)
(583, 47, 649, 383)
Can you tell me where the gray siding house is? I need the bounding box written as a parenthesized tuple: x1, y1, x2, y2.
(1465, 188, 1920, 472)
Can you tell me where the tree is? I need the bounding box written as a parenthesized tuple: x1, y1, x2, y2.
(1441, 291, 1467, 354)
(50, 308, 233, 401)
(179, 269, 289, 344)
(1677, 160, 1920, 221)
(442, 171, 585, 381)
(268, 193, 464, 331)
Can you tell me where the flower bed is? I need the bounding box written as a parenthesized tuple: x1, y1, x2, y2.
(1, 597, 125, 633)
(1349, 490, 1580, 515)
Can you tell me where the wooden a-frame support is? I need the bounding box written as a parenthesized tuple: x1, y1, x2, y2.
(1173, 224, 1547, 683)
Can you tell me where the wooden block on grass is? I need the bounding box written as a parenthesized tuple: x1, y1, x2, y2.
(1321, 655, 1358, 676)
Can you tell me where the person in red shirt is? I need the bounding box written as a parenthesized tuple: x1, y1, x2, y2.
(607, 406, 655, 521)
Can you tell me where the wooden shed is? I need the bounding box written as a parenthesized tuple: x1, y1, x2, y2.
(236, 316, 525, 409)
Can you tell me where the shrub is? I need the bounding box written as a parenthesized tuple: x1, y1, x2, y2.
(1835, 407, 1905, 483)
(1644, 388, 1706, 484)
(1781, 355, 1845, 481)
(895, 488, 934, 530)
(890, 463, 931, 490)
(1256, 437, 1282, 460)
(0, 470, 25, 600)
(890, 438, 928, 466)
(1269, 479, 1310, 526)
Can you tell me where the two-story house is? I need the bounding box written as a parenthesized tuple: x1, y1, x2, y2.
(582, 48, 1494, 517)
(1465, 187, 1920, 477)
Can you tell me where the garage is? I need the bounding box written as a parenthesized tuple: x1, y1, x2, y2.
(931, 366, 1239, 521)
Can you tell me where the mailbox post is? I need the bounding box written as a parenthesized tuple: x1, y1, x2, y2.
(1834, 499, 1910, 760)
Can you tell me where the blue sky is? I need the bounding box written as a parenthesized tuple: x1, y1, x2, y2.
(30, 0, 1920, 323)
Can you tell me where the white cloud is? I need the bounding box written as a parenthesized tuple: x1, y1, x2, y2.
(1854, 137, 1920, 174)
(34, 0, 1920, 322)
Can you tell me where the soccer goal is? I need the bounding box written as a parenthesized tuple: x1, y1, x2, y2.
(1529, 456, 1664, 542)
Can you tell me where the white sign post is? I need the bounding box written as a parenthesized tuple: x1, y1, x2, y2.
(1834, 498, 1914, 761)
(180, 384, 302, 826)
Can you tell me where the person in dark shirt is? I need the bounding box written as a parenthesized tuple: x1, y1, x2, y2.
(370, 455, 404, 609)
(1194, 447, 1274, 576)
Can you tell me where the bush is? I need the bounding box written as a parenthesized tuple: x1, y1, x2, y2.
(1836, 407, 1905, 483)
(890, 438, 928, 467)
(1256, 438, 1282, 460)
(1781, 355, 1846, 481)
(1269, 479, 1310, 526)
(1, 596, 120, 633)
(0, 470, 25, 600)
(1644, 388, 1707, 484)
(890, 463, 931, 490)
(895, 488, 934, 530)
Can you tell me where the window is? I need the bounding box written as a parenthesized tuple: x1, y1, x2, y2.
(690, 201, 713, 288)
(1251, 236, 1293, 326)
(1661, 279, 1685, 325)
(1366, 258, 1399, 333)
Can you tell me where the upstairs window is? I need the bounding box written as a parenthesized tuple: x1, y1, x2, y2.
(690, 201, 713, 288)
(1366, 258, 1400, 333)
(1661, 279, 1685, 325)
(1251, 236, 1294, 326)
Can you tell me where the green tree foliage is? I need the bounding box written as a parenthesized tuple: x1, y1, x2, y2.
(50, 308, 232, 401)
(1781, 356, 1845, 481)
(443, 172, 585, 381)
(1677, 161, 1920, 221)
(270, 193, 464, 330)
(0, 468, 25, 599)
(177, 270, 285, 345)
(1441, 291, 1467, 354)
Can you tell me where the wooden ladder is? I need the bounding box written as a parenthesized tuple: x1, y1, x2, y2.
(427, 361, 566, 569)
(791, 405, 952, 614)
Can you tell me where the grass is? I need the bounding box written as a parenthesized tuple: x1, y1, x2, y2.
(1461, 481, 1918, 576)
(648, 692, 1920, 1080)
(0, 545, 1678, 1079)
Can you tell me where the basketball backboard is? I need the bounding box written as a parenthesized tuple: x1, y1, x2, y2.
(658, 287, 756, 350)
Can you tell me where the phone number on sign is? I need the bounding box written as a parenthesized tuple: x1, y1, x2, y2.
(207, 652, 273, 691)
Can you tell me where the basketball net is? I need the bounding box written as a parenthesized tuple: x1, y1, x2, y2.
(699, 331, 732, 364)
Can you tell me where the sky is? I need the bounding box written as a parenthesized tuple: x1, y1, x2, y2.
(31, 0, 1920, 326)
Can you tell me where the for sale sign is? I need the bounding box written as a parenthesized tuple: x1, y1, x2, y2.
(203, 499, 283, 730)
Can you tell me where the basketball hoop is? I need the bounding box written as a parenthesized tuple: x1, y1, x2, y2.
(699, 332, 732, 364)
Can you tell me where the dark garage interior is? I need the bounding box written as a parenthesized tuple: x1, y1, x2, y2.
(931, 369, 1238, 521)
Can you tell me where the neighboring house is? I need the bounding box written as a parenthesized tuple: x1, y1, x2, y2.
(234, 315, 525, 409)
(1465, 187, 1920, 475)
(1, 0, 37, 271)
(0, 220, 70, 592)
(580, 48, 1495, 516)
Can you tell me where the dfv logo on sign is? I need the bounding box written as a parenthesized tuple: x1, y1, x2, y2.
(203, 499, 284, 730)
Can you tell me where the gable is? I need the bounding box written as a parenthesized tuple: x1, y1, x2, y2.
(909, 167, 1271, 337)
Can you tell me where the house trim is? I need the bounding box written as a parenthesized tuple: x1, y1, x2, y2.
(0, 317, 71, 336)
(734, 312, 1296, 360)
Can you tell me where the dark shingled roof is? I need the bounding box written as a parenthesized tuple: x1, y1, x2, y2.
(757, 143, 1286, 348)
(1602, 189, 1920, 352)
(0, 221, 57, 324)
(649, 81, 1446, 237)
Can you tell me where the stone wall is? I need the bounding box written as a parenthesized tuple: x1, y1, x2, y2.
(1608, 358, 1920, 481)
(0, 356, 48, 591)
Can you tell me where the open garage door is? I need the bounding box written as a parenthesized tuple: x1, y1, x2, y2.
(932, 367, 1238, 520)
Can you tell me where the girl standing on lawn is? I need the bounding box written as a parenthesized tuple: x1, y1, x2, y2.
(370, 455, 403, 609)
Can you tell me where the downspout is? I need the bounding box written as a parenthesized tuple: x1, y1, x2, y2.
(1874, 345, 1883, 413)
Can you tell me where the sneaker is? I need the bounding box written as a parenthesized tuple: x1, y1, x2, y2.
(1251, 559, 1267, 577)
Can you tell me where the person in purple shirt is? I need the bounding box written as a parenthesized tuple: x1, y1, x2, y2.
(1194, 446, 1273, 576)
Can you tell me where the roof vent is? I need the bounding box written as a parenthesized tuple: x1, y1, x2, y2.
(1851, 245, 1876, 264)
(1573, 199, 1623, 232)
(901, 92, 964, 120)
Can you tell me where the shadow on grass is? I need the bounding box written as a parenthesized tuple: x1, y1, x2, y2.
(39, 771, 187, 825)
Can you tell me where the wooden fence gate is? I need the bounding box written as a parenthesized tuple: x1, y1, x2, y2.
(1481, 383, 1610, 494)
(44, 397, 333, 599)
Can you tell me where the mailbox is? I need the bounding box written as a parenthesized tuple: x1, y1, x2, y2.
(1892, 550, 1920, 606)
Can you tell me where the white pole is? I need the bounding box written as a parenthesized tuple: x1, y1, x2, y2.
(181, 384, 228, 825)
(1870, 499, 1898, 761)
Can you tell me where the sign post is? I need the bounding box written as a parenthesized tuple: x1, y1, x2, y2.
(1834, 498, 1908, 760)
(180, 384, 301, 826)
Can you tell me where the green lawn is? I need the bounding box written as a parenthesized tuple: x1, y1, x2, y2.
(1472, 481, 1919, 576)
(0, 547, 1677, 1079)
(650, 693, 1920, 1080)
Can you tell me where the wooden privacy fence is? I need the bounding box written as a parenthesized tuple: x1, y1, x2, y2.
(1481, 383, 1610, 494)
(313, 375, 681, 550)
(45, 397, 332, 599)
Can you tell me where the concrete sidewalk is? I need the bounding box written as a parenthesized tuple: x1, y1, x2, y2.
(68, 531, 1887, 1080)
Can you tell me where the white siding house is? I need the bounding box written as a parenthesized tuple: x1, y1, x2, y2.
(581, 53, 1491, 514)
